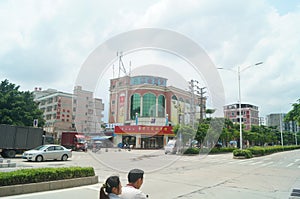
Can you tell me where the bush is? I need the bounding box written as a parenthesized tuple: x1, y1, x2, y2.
(233, 149, 253, 158)
(0, 167, 95, 186)
(183, 147, 200, 154)
(210, 147, 236, 154)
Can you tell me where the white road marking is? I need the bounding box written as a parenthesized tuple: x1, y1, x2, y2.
(262, 161, 274, 166)
(287, 163, 294, 167)
(250, 161, 263, 165)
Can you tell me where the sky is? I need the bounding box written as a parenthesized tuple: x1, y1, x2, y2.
(1, 0, 300, 123)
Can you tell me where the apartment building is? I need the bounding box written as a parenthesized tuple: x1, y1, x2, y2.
(33, 88, 73, 139)
(73, 86, 104, 136)
(33, 86, 105, 138)
(266, 113, 299, 133)
(223, 103, 259, 130)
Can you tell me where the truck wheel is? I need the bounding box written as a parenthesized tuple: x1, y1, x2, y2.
(61, 154, 68, 161)
(35, 155, 43, 162)
(5, 150, 16, 158)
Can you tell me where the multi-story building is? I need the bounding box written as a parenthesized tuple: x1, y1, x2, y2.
(109, 75, 205, 149)
(266, 113, 299, 133)
(73, 86, 105, 136)
(223, 103, 259, 130)
(33, 88, 74, 139)
(34, 86, 105, 139)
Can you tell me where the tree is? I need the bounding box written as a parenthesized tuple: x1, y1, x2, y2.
(205, 109, 215, 118)
(195, 122, 209, 147)
(285, 99, 300, 124)
(0, 79, 45, 127)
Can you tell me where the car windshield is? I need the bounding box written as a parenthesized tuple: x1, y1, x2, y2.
(33, 145, 49, 151)
(77, 138, 86, 143)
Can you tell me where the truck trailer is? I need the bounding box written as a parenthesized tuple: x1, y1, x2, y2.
(0, 124, 53, 158)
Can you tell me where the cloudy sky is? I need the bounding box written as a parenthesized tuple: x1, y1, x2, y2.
(1, 0, 300, 122)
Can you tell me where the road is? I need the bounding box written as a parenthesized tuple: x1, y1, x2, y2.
(2, 148, 300, 199)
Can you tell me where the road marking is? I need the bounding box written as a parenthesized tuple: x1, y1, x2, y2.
(295, 159, 300, 163)
(287, 163, 294, 167)
(262, 161, 273, 166)
(238, 160, 254, 165)
(227, 161, 237, 164)
(250, 161, 263, 165)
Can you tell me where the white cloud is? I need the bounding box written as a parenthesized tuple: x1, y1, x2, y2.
(0, 0, 300, 119)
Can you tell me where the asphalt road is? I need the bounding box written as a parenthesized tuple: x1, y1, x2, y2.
(2, 148, 300, 199)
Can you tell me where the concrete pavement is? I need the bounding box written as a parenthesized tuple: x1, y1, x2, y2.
(2, 148, 300, 198)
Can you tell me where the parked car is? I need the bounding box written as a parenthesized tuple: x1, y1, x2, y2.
(22, 144, 72, 162)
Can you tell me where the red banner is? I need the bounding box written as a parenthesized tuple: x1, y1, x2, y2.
(115, 125, 174, 136)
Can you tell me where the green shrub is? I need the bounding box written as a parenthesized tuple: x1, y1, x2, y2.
(183, 147, 200, 154)
(233, 149, 253, 158)
(248, 146, 266, 156)
(0, 167, 95, 186)
(210, 147, 235, 154)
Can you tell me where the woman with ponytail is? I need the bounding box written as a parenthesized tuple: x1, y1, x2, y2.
(100, 176, 122, 199)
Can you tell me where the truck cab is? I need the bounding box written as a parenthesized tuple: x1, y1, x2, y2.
(61, 132, 86, 151)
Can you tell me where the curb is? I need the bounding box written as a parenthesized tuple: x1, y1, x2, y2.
(0, 176, 99, 197)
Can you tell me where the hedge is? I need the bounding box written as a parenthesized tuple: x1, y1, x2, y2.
(183, 147, 200, 154)
(233, 149, 253, 158)
(183, 147, 235, 155)
(0, 167, 95, 186)
(233, 145, 300, 158)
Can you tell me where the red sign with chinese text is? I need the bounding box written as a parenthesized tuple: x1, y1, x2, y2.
(114, 125, 174, 136)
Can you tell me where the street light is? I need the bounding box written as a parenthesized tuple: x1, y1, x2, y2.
(218, 61, 263, 149)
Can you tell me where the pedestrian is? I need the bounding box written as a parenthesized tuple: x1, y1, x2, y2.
(84, 141, 88, 152)
(100, 176, 122, 199)
(120, 168, 148, 199)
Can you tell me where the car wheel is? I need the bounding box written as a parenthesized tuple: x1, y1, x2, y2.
(35, 155, 43, 162)
(61, 154, 68, 161)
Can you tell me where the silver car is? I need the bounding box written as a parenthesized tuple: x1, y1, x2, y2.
(22, 144, 72, 162)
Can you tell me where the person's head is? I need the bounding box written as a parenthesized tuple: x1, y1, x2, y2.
(100, 176, 122, 199)
(128, 168, 144, 189)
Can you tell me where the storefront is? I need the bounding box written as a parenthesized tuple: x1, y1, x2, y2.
(114, 125, 174, 149)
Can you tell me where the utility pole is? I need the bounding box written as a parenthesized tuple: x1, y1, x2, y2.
(199, 87, 206, 122)
(189, 79, 206, 123)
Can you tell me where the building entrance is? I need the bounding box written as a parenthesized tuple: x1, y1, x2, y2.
(141, 135, 163, 149)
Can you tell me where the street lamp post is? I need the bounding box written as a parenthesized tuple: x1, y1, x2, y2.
(218, 62, 263, 150)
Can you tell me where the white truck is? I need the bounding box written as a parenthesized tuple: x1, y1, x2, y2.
(164, 139, 177, 154)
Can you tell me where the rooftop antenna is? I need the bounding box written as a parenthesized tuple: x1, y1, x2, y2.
(129, 61, 132, 76)
(117, 51, 127, 77)
(112, 64, 115, 78)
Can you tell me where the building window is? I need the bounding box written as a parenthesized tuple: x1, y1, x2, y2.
(142, 93, 156, 117)
(158, 95, 165, 117)
(47, 106, 52, 112)
(130, 94, 141, 119)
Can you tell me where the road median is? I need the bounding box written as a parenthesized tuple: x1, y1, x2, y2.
(0, 175, 98, 197)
